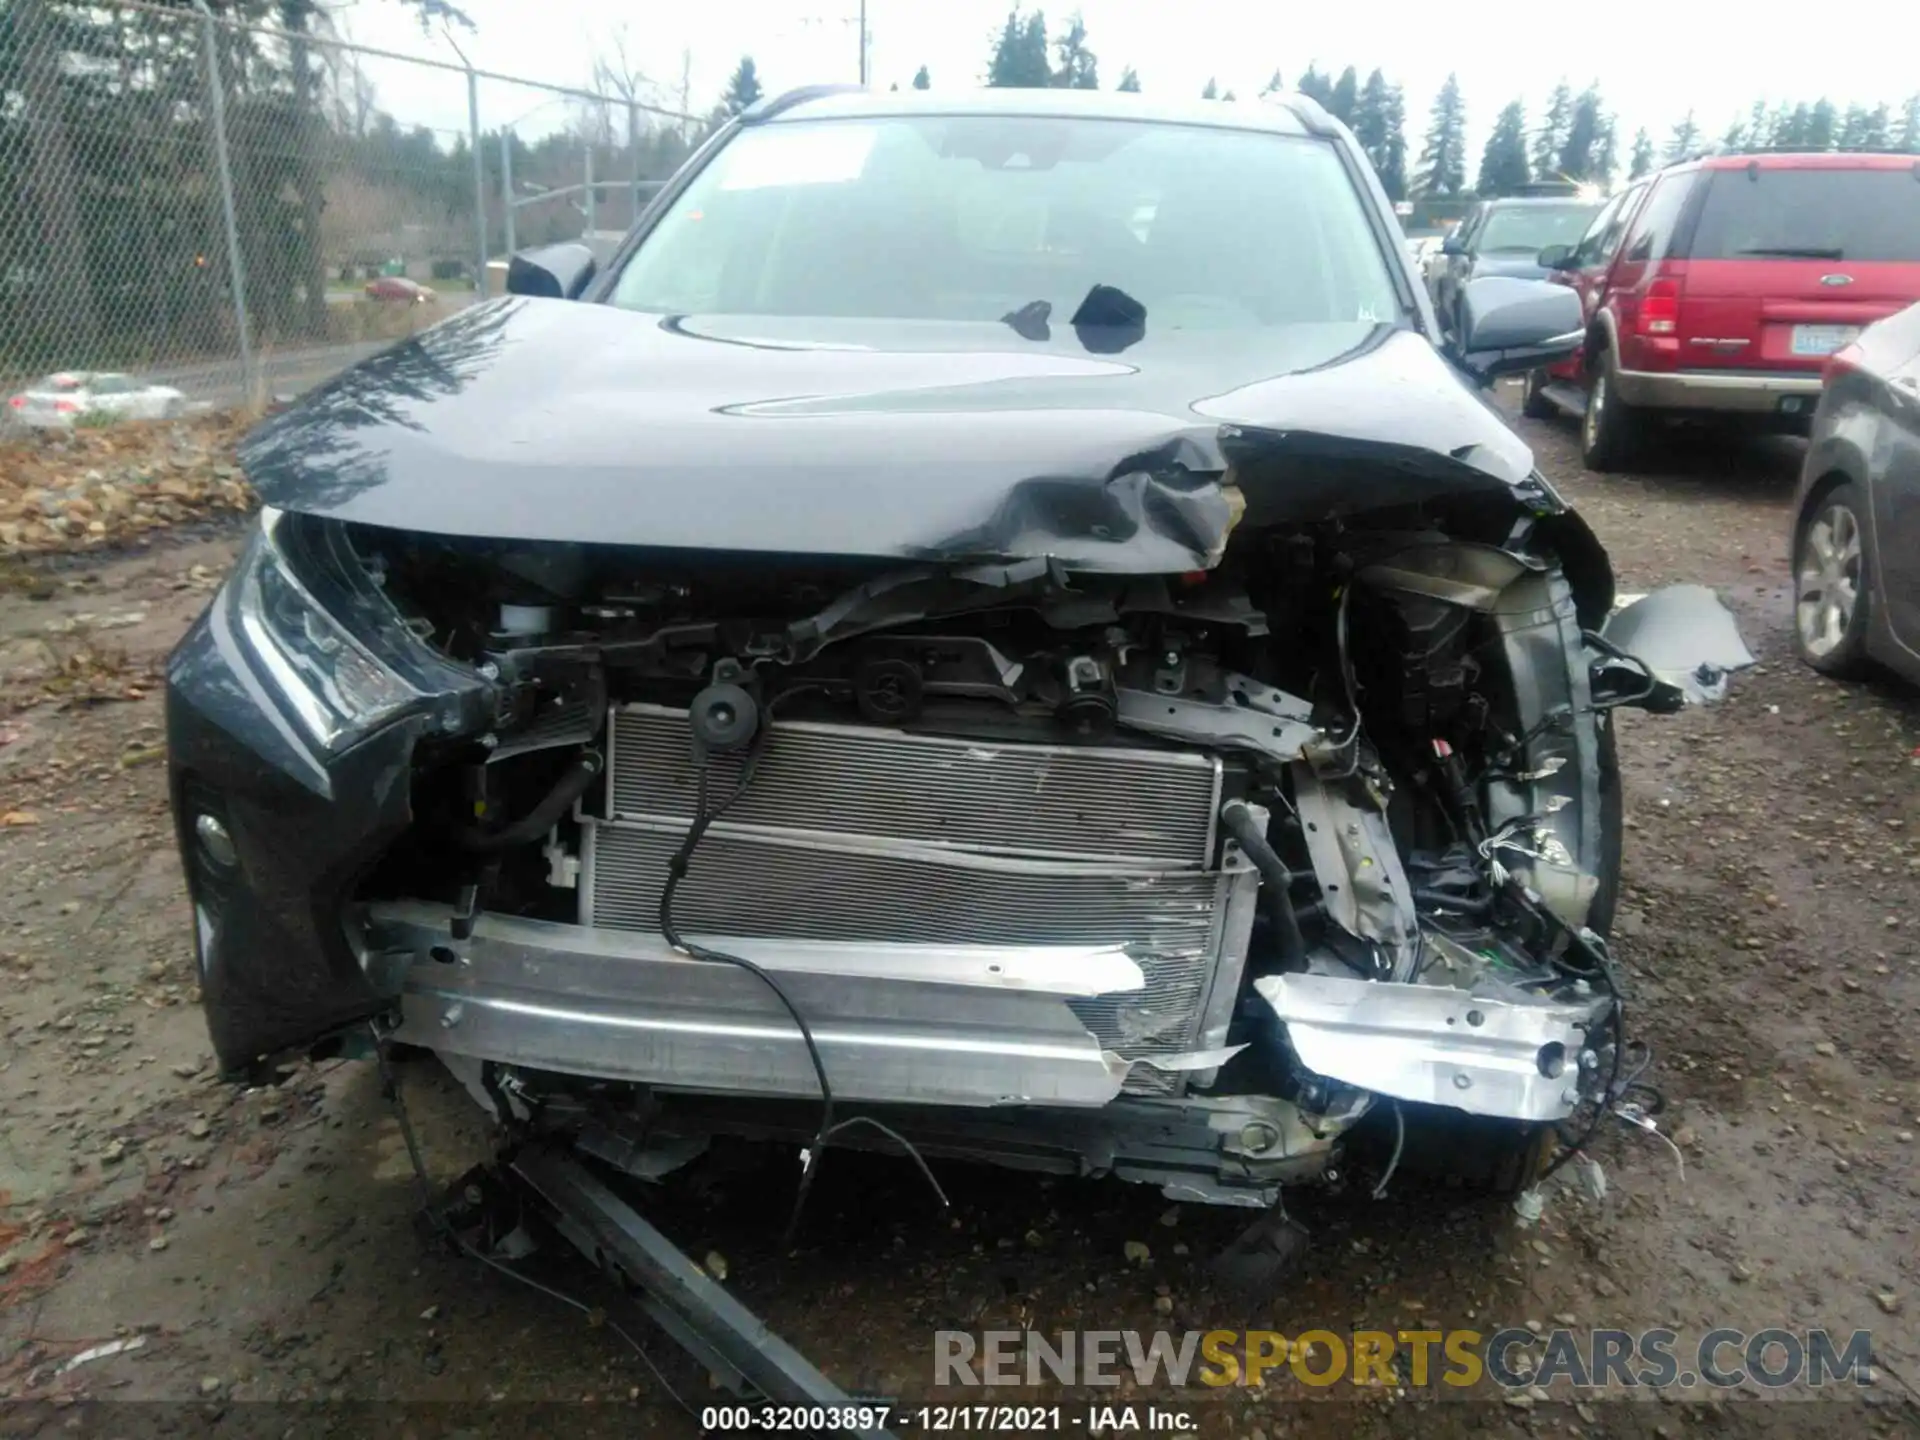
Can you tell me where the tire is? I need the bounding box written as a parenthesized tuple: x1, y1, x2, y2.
(1792, 481, 1874, 679)
(1580, 349, 1645, 472)
(1521, 367, 1556, 420)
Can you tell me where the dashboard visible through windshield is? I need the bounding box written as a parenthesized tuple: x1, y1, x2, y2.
(608, 115, 1403, 333)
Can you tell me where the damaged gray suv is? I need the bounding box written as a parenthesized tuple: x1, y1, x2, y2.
(167, 87, 1752, 1257)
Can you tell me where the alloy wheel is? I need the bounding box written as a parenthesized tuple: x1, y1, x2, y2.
(1796, 501, 1863, 658)
(1584, 369, 1606, 451)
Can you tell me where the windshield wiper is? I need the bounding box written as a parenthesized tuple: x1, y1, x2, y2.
(1735, 245, 1844, 259)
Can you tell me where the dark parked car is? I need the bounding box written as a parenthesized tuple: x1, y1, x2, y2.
(1530, 152, 1920, 470)
(167, 86, 1749, 1252)
(1790, 299, 1920, 683)
(1430, 195, 1603, 339)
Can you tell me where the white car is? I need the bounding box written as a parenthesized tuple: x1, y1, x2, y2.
(7, 371, 187, 428)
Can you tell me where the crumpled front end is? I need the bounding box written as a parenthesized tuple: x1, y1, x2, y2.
(168, 437, 1749, 1205)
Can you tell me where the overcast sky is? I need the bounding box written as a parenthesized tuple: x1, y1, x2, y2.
(334, 0, 1918, 163)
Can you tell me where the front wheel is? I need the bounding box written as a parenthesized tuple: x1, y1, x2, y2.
(1580, 353, 1645, 472)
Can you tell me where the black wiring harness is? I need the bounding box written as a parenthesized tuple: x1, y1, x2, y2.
(656, 684, 947, 1244)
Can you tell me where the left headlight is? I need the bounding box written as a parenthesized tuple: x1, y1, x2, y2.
(231, 507, 472, 754)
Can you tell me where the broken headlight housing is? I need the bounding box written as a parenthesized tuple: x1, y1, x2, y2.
(232, 508, 469, 753)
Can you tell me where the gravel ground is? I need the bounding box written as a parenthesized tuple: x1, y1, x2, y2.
(1, 391, 1916, 1439)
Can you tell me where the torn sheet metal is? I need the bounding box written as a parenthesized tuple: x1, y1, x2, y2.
(1254, 972, 1609, 1122)
(371, 904, 1140, 1108)
(1600, 584, 1755, 705)
(1132, 1043, 1249, 1074)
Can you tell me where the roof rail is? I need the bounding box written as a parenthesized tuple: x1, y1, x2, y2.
(1703, 144, 1920, 159)
(1262, 90, 1338, 137)
(743, 84, 866, 124)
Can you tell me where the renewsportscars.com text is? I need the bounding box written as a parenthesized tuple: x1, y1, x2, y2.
(934, 1327, 1876, 1391)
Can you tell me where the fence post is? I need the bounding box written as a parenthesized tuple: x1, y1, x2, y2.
(192, 0, 255, 402)
(628, 100, 642, 225)
(582, 144, 594, 241)
(465, 66, 486, 297)
(501, 129, 516, 259)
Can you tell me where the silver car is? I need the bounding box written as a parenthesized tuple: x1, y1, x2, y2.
(1792, 299, 1920, 684)
(7, 370, 186, 428)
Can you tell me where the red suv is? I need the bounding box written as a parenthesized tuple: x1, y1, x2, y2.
(1524, 152, 1920, 470)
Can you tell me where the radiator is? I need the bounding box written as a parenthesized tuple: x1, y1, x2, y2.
(582, 705, 1252, 1090)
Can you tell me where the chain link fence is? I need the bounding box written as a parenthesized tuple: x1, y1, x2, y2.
(0, 0, 698, 423)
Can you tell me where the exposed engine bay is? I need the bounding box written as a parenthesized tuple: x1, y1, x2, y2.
(332, 493, 1750, 1210)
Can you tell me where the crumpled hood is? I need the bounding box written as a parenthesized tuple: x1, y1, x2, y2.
(242, 297, 1543, 573)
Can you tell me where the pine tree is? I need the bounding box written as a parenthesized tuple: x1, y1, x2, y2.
(1628, 128, 1656, 180)
(1476, 100, 1530, 197)
(1532, 82, 1572, 179)
(721, 56, 763, 116)
(1116, 66, 1140, 92)
(1558, 84, 1605, 180)
(1330, 66, 1358, 125)
(1296, 65, 1334, 109)
(1807, 98, 1838, 150)
(1018, 11, 1050, 85)
(1351, 70, 1389, 160)
(1201, 77, 1218, 101)
(986, 10, 1022, 86)
(1898, 95, 1920, 153)
(1664, 110, 1701, 162)
(1593, 114, 1617, 185)
(986, 8, 1052, 88)
(1833, 100, 1896, 152)
(1379, 83, 1410, 201)
(1221, 89, 1237, 101)
(1769, 102, 1797, 147)
(1861, 103, 1892, 150)
(1777, 103, 1811, 149)
(912, 64, 930, 90)
(1415, 73, 1468, 197)
(1746, 99, 1773, 149)
(1051, 13, 1097, 89)
(1259, 69, 1284, 97)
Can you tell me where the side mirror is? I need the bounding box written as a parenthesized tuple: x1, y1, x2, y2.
(1439, 231, 1466, 258)
(506, 242, 598, 300)
(1537, 244, 1577, 272)
(1452, 276, 1582, 384)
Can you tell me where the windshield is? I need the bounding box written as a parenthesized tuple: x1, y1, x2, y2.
(1688, 167, 1920, 263)
(1476, 203, 1601, 254)
(609, 116, 1401, 331)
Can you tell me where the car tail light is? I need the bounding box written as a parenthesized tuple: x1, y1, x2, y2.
(1639, 278, 1680, 336)
(53, 399, 79, 413)
(7, 395, 23, 409)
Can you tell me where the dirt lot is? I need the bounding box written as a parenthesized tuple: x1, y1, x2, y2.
(1, 393, 1917, 1439)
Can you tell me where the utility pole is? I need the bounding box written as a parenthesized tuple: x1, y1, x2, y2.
(858, 0, 867, 85)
